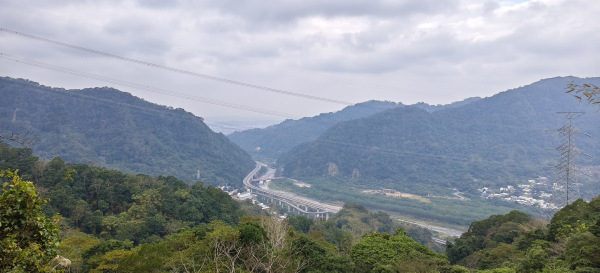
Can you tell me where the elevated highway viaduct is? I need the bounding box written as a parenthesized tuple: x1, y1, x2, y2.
(243, 162, 341, 219)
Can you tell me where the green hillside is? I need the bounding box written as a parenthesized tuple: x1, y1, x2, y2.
(0, 77, 255, 186)
(447, 199, 600, 272)
(0, 142, 447, 272)
(278, 77, 600, 197)
(227, 100, 401, 161)
(228, 98, 480, 161)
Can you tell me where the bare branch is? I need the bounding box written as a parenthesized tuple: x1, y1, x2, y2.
(0, 131, 37, 147)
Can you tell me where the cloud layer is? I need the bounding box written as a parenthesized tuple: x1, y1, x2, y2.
(0, 0, 599, 121)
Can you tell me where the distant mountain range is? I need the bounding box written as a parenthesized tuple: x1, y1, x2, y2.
(0, 77, 255, 186)
(228, 98, 481, 161)
(277, 77, 600, 197)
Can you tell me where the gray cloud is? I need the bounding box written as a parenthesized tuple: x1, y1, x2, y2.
(0, 0, 599, 121)
(189, 0, 460, 24)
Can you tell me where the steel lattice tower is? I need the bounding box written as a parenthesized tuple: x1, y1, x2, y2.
(549, 112, 590, 209)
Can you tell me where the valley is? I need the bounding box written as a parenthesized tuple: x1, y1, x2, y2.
(3, 1, 600, 271)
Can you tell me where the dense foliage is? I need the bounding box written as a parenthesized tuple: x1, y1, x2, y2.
(279, 77, 600, 198)
(0, 77, 255, 186)
(0, 141, 247, 243)
(0, 143, 451, 272)
(0, 170, 61, 273)
(287, 202, 445, 253)
(447, 198, 600, 272)
(65, 206, 454, 272)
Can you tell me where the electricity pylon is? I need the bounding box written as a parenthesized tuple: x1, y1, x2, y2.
(547, 112, 591, 209)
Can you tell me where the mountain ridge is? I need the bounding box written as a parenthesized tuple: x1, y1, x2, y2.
(228, 97, 482, 161)
(0, 77, 255, 186)
(277, 76, 600, 197)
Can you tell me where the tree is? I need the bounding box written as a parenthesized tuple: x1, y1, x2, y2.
(288, 216, 314, 234)
(564, 232, 600, 269)
(117, 243, 172, 273)
(0, 170, 62, 272)
(89, 249, 132, 273)
(82, 240, 133, 272)
(351, 229, 446, 272)
(0, 132, 36, 147)
(516, 241, 550, 273)
(101, 216, 125, 238)
(291, 235, 353, 273)
(204, 221, 242, 273)
(394, 250, 451, 273)
(58, 231, 100, 273)
(72, 200, 89, 227)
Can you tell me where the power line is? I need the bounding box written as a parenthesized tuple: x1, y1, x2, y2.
(0, 53, 300, 119)
(547, 112, 592, 209)
(3, 27, 512, 131)
(0, 0, 458, 99)
(0, 27, 353, 106)
(0, 9, 571, 133)
(0, 53, 588, 169)
(1, 50, 585, 138)
(0, 53, 546, 166)
(0, 77, 264, 133)
(1, 2, 582, 136)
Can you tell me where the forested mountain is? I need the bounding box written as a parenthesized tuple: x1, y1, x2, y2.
(278, 77, 600, 197)
(228, 101, 400, 161)
(447, 199, 600, 272)
(412, 97, 481, 113)
(0, 77, 255, 186)
(3, 141, 600, 272)
(0, 142, 447, 272)
(228, 98, 480, 161)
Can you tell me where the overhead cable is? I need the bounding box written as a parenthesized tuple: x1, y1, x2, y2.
(0, 54, 583, 165)
(0, 53, 300, 119)
(0, 0, 457, 99)
(0, 27, 353, 106)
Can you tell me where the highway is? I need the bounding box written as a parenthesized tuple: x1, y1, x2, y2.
(243, 162, 342, 215)
(243, 162, 463, 239)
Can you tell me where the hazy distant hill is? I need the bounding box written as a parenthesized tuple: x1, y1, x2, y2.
(0, 77, 255, 186)
(278, 77, 600, 197)
(228, 98, 481, 161)
(228, 100, 401, 161)
(412, 97, 481, 112)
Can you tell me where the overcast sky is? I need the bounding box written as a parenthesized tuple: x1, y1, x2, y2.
(1, 0, 599, 125)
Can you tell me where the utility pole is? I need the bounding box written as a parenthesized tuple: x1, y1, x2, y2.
(548, 112, 591, 209)
(197, 167, 200, 181)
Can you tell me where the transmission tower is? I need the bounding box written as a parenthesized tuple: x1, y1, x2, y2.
(548, 112, 591, 209)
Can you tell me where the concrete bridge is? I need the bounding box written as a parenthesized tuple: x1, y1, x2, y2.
(243, 162, 341, 220)
(250, 177, 283, 182)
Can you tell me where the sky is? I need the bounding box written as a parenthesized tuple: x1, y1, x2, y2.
(0, 0, 599, 126)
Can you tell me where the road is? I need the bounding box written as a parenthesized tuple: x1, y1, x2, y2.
(257, 168, 276, 189)
(244, 162, 463, 238)
(244, 162, 342, 214)
(453, 188, 466, 200)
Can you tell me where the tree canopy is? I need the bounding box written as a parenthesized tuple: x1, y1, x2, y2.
(0, 170, 61, 272)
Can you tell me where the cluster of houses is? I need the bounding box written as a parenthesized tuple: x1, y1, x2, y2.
(478, 178, 559, 210)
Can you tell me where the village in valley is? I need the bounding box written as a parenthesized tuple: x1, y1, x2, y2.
(478, 177, 559, 210)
